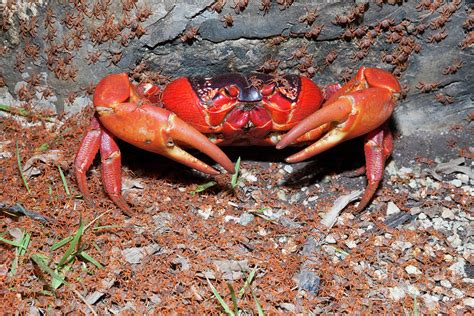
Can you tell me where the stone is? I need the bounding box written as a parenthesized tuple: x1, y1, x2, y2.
(85, 291, 105, 305)
(325, 234, 336, 244)
(447, 234, 462, 248)
(294, 270, 320, 295)
(213, 259, 249, 281)
(283, 165, 293, 173)
(122, 244, 163, 264)
(239, 212, 255, 225)
(448, 260, 466, 277)
(421, 294, 439, 311)
(405, 265, 422, 275)
(450, 179, 462, 188)
(345, 240, 357, 249)
(279, 303, 296, 312)
(277, 190, 287, 201)
(451, 288, 464, 299)
(441, 208, 455, 220)
(440, 280, 452, 288)
(386, 202, 401, 216)
(464, 297, 474, 308)
(388, 286, 406, 300)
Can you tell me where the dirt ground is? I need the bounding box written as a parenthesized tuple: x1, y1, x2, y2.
(0, 108, 473, 315)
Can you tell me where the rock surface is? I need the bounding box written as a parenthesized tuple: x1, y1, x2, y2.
(0, 0, 472, 137)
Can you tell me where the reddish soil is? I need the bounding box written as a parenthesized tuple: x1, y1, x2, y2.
(0, 109, 472, 314)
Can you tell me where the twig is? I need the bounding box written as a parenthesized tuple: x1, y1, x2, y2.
(69, 287, 98, 316)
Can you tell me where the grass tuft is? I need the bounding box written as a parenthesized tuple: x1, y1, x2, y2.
(231, 156, 241, 190)
(57, 165, 71, 196)
(207, 277, 235, 316)
(15, 141, 31, 193)
(190, 181, 217, 196)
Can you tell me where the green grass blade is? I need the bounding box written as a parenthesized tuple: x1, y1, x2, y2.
(57, 165, 70, 196)
(190, 181, 217, 196)
(51, 267, 68, 290)
(51, 235, 74, 251)
(16, 141, 31, 193)
(79, 251, 104, 269)
(206, 277, 235, 316)
(31, 254, 69, 287)
(227, 283, 239, 315)
(18, 231, 31, 256)
(58, 221, 85, 267)
(239, 265, 258, 298)
(252, 289, 264, 316)
(8, 230, 30, 276)
(0, 236, 22, 247)
(0, 104, 29, 116)
(231, 157, 241, 190)
(413, 295, 418, 316)
(37, 143, 49, 151)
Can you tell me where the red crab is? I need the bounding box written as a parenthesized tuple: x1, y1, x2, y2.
(75, 67, 401, 214)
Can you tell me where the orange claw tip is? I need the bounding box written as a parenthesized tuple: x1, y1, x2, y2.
(276, 100, 351, 150)
(168, 114, 235, 174)
(93, 73, 132, 108)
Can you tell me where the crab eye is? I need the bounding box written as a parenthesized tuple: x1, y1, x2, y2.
(222, 85, 239, 98)
(261, 84, 275, 96)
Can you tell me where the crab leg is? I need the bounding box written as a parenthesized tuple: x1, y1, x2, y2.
(99, 129, 132, 214)
(357, 123, 393, 212)
(276, 67, 401, 211)
(74, 116, 102, 205)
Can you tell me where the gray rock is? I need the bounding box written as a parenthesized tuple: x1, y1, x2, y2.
(85, 291, 105, 305)
(122, 244, 163, 264)
(239, 212, 255, 225)
(0, 0, 471, 141)
(212, 259, 249, 281)
(294, 270, 320, 295)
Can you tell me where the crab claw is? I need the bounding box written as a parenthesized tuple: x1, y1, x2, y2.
(276, 67, 401, 163)
(94, 73, 235, 175)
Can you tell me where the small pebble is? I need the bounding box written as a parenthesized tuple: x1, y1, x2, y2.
(239, 212, 255, 226)
(405, 265, 422, 275)
(450, 179, 462, 188)
(386, 201, 401, 216)
(408, 179, 418, 189)
(457, 173, 469, 184)
(325, 234, 336, 244)
(399, 167, 413, 177)
(410, 207, 422, 215)
(440, 280, 452, 288)
(279, 303, 296, 312)
(277, 190, 287, 201)
(421, 294, 439, 311)
(406, 285, 420, 296)
(418, 213, 427, 220)
(283, 165, 293, 173)
(464, 297, 474, 308)
(388, 286, 406, 300)
(451, 288, 464, 298)
(441, 208, 455, 220)
(244, 173, 258, 182)
(345, 240, 357, 249)
(447, 234, 462, 248)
